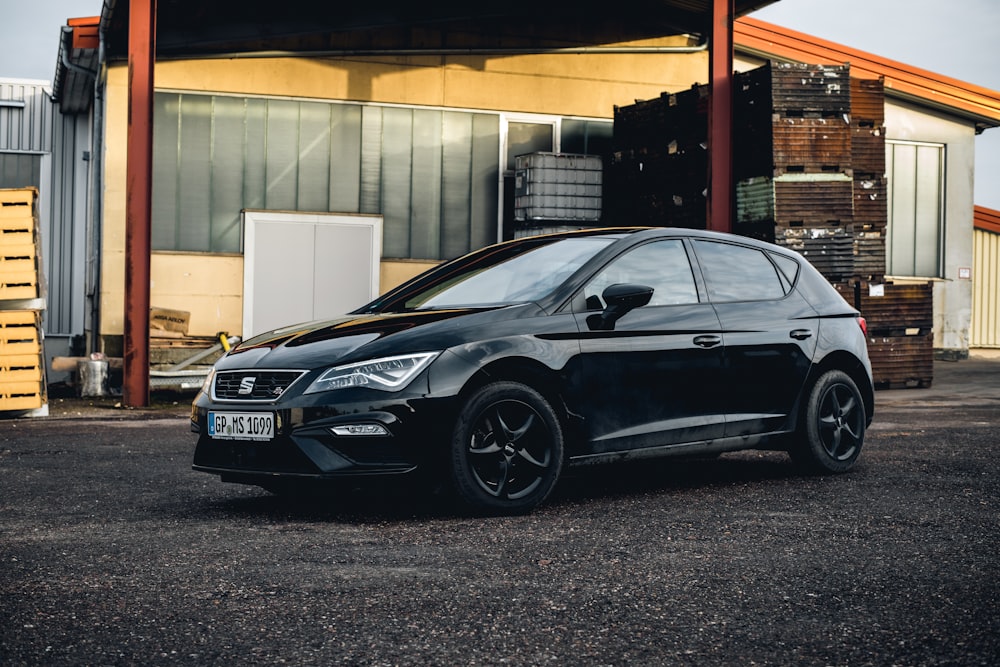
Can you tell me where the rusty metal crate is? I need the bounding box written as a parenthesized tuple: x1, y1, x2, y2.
(770, 62, 851, 116)
(851, 125, 887, 173)
(853, 175, 888, 230)
(771, 117, 852, 173)
(850, 77, 885, 124)
(852, 229, 887, 280)
(867, 331, 934, 389)
(836, 281, 934, 333)
(776, 226, 855, 281)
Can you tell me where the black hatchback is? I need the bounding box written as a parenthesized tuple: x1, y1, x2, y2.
(192, 227, 874, 514)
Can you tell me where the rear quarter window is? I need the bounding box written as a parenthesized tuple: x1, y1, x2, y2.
(693, 240, 786, 302)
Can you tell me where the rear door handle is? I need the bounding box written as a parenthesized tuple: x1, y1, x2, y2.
(790, 329, 813, 340)
(693, 335, 722, 348)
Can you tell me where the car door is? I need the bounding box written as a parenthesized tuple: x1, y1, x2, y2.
(690, 239, 819, 437)
(567, 238, 727, 455)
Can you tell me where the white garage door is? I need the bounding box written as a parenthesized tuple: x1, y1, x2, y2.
(242, 210, 382, 338)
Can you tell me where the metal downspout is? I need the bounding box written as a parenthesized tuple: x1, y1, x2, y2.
(87, 20, 107, 355)
(152, 38, 709, 61)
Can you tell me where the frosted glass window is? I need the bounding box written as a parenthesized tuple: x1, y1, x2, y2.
(152, 93, 499, 259)
(886, 141, 945, 278)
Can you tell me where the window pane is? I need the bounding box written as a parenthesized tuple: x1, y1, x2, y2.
(297, 101, 332, 212)
(210, 96, 246, 252)
(264, 100, 300, 211)
(381, 107, 414, 258)
(561, 119, 613, 157)
(244, 98, 267, 212)
(177, 95, 212, 251)
(410, 109, 443, 259)
(506, 122, 552, 171)
(694, 240, 785, 302)
(441, 111, 473, 259)
(329, 104, 362, 213)
(471, 114, 500, 251)
(583, 240, 698, 309)
(152, 93, 179, 250)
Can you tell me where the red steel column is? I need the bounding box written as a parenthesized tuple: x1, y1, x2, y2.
(124, 0, 156, 407)
(707, 0, 734, 233)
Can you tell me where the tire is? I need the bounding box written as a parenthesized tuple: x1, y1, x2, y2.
(790, 369, 866, 474)
(450, 381, 564, 515)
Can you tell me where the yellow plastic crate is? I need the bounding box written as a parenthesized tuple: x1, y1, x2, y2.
(0, 381, 45, 411)
(0, 309, 45, 411)
(0, 310, 41, 356)
(0, 188, 36, 222)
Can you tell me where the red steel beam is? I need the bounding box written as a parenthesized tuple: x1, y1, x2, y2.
(707, 0, 734, 233)
(123, 0, 156, 407)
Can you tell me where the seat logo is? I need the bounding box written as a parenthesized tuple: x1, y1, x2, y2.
(238, 377, 256, 395)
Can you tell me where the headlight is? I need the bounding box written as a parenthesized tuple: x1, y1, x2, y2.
(197, 367, 216, 398)
(304, 352, 440, 394)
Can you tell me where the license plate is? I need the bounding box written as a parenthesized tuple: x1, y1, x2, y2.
(208, 411, 275, 441)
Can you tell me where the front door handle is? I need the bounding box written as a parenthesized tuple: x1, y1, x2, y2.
(693, 335, 722, 348)
(790, 329, 813, 340)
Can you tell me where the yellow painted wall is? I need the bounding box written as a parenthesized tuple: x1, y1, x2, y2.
(99, 45, 707, 340)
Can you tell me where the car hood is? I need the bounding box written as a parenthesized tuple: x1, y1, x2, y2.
(216, 307, 514, 371)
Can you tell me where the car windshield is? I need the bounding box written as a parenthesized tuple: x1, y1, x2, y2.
(369, 236, 615, 312)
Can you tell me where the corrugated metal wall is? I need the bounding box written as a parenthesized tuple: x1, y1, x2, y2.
(972, 226, 999, 348)
(1, 79, 90, 375)
(1, 80, 53, 153)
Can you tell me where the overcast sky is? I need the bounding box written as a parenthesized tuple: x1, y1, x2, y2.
(1, 0, 998, 209)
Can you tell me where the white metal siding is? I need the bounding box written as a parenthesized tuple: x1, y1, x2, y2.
(972, 227, 1000, 348)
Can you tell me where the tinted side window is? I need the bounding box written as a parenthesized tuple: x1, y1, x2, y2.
(769, 252, 801, 291)
(693, 240, 786, 302)
(583, 240, 699, 309)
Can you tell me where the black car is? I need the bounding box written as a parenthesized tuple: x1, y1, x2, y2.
(192, 227, 874, 514)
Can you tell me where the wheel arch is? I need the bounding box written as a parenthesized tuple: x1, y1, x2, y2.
(802, 351, 875, 427)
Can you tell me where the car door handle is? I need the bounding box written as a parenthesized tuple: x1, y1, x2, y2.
(693, 335, 722, 348)
(790, 329, 813, 340)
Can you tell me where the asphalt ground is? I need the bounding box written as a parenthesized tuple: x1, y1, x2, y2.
(1, 357, 998, 666)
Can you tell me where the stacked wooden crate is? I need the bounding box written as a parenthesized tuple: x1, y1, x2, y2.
(0, 188, 47, 413)
(733, 62, 856, 282)
(837, 281, 934, 388)
(850, 77, 889, 280)
(607, 84, 709, 228)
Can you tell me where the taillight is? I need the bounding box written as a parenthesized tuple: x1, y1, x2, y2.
(857, 315, 868, 337)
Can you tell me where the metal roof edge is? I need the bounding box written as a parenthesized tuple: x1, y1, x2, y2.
(975, 206, 1000, 235)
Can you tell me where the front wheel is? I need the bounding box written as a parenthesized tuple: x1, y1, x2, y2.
(790, 370, 866, 474)
(450, 381, 564, 515)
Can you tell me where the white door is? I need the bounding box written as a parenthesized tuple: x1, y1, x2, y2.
(242, 211, 382, 338)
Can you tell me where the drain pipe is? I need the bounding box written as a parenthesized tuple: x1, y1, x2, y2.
(154, 36, 709, 60)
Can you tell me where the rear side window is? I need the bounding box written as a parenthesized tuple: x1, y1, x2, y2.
(693, 240, 786, 303)
(769, 252, 801, 291)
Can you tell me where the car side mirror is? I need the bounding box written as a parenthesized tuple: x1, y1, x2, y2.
(587, 283, 654, 331)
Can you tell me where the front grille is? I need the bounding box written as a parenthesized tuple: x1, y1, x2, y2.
(213, 370, 306, 401)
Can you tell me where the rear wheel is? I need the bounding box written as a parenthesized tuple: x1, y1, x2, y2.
(790, 369, 866, 474)
(450, 381, 564, 515)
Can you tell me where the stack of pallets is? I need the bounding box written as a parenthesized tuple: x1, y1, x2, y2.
(836, 281, 934, 388)
(607, 84, 709, 228)
(733, 62, 856, 282)
(0, 188, 47, 414)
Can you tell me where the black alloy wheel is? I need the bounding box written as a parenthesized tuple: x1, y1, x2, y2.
(792, 369, 866, 474)
(450, 381, 564, 514)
